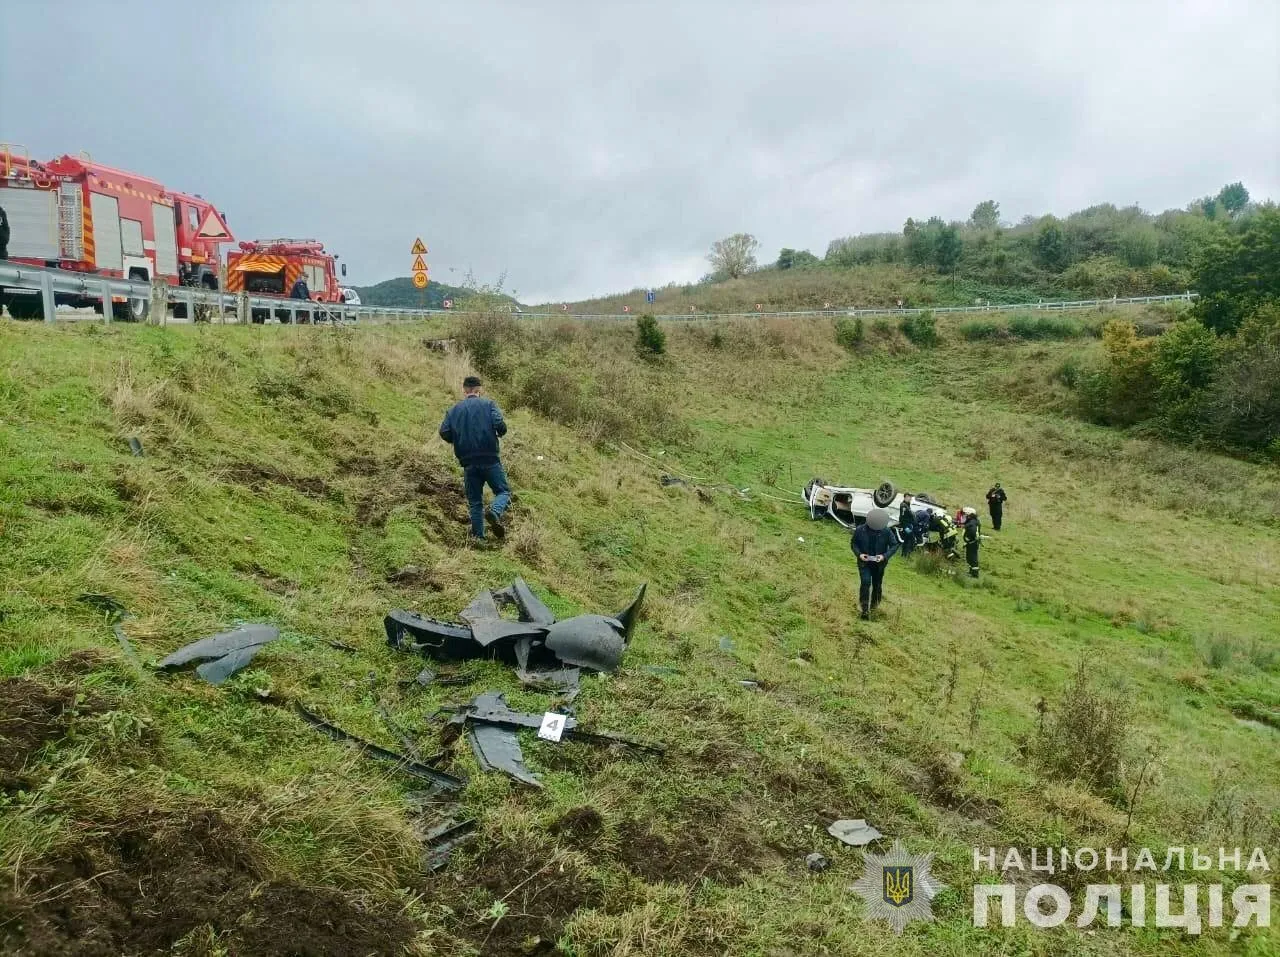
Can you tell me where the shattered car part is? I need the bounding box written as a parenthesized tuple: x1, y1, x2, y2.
(295, 704, 464, 792)
(157, 624, 280, 686)
(448, 691, 665, 786)
(827, 819, 884, 847)
(467, 721, 542, 788)
(386, 577, 645, 675)
(78, 593, 143, 672)
(494, 578, 556, 625)
(806, 852, 830, 872)
(544, 616, 626, 672)
(420, 818, 478, 871)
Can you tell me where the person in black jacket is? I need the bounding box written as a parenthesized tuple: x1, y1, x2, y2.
(439, 375, 510, 540)
(0, 205, 8, 315)
(852, 507, 895, 620)
(289, 274, 310, 300)
(898, 492, 916, 557)
(985, 483, 1007, 530)
(962, 507, 982, 577)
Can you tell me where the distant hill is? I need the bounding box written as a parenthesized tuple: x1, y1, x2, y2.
(352, 277, 519, 310)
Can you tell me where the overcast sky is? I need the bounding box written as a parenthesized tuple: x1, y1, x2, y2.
(4, 1, 1277, 302)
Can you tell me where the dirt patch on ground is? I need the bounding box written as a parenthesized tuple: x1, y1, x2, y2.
(548, 807, 603, 845)
(424, 842, 604, 957)
(337, 451, 467, 529)
(220, 462, 332, 499)
(549, 796, 776, 889)
(0, 674, 107, 791)
(611, 811, 769, 886)
(0, 807, 417, 957)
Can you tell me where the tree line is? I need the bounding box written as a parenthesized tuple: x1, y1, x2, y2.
(707, 182, 1261, 301)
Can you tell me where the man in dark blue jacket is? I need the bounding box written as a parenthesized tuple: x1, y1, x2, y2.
(852, 507, 896, 620)
(439, 375, 510, 540)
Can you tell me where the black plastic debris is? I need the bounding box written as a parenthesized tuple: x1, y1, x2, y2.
(445, 690, 664, 787)
(127, 436, 144, 457)
(77, 593, 143, 673)
(420, 818, 478, 870)
(468, 720, 542, 788)
(660, 474, 688, 488)
(295, 704, 464, 792)
(386, 577, 645, 675)
(157, 624, 280, 686)
(806, 852, 830, 872)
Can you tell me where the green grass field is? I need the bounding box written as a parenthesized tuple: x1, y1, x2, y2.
(0, 313, 1276, 955)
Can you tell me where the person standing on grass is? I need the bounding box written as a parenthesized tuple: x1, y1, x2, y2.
(986, 483, 1007, 531)
(439, 375, 510, 542)
(963, 506, 982, 578)
(898, 492, 916, 557)
(853, 507, 895, 620)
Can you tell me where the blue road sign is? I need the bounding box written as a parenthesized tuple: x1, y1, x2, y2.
(646, 289, 656, 303)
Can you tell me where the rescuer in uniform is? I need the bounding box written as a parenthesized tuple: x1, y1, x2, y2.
(852, 507, 895, 620)
(439, 375, 511, 542)
(289, 273, 310, 300)
(962, 506, 982, 578)
(985, 483, 1007, 531)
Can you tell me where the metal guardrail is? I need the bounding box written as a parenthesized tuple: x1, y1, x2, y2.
(0, 260, 1197, 324)
(0, 262, 436, 323)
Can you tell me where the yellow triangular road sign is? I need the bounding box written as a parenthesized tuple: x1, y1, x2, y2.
(410, 238, 427, 255)
(412, 254, 427, 271)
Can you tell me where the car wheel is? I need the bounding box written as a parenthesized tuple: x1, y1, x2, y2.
(873, 481, 896, 508)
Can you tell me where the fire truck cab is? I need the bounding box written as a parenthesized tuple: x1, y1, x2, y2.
(225, 239, 348, 323)
(0, 146, 233, 320)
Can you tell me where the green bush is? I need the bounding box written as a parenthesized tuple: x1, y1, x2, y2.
(834, 316, 864, 351)
(635, 313, 666, 358)
(1051, 355, 1082, 389)
(456, 312, 520, 379)
(899, 311, 938, 347)
(959, 318, 1006, 341)
(1007, 314, 1085, 340)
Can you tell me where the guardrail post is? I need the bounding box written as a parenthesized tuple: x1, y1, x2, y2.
(40, 270, 56, 323)
(237, 292, 248, 325)
(101, 280, 113, 323)
(150, 280, 167, 327)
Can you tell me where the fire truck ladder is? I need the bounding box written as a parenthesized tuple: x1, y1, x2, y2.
(58, 182, 83, 261)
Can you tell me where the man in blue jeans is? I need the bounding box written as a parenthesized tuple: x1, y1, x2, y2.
(439, 375, 510, 541)
(852, 507, 896, 620)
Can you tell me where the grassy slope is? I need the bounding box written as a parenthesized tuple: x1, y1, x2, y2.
(0, 314, 1277, 956)
(543, 264, 1057, 315)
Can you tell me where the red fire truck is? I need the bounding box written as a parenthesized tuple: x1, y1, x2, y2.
(225, 239, 349, 323)
(0, 146, 234, 320)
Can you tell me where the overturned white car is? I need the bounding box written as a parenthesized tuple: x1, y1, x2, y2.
(803, 479, 949, 528)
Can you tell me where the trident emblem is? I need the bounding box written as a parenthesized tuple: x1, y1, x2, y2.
(883, 866, 914, 907)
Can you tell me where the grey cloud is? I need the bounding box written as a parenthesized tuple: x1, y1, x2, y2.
(3, 0, 1277, 302)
